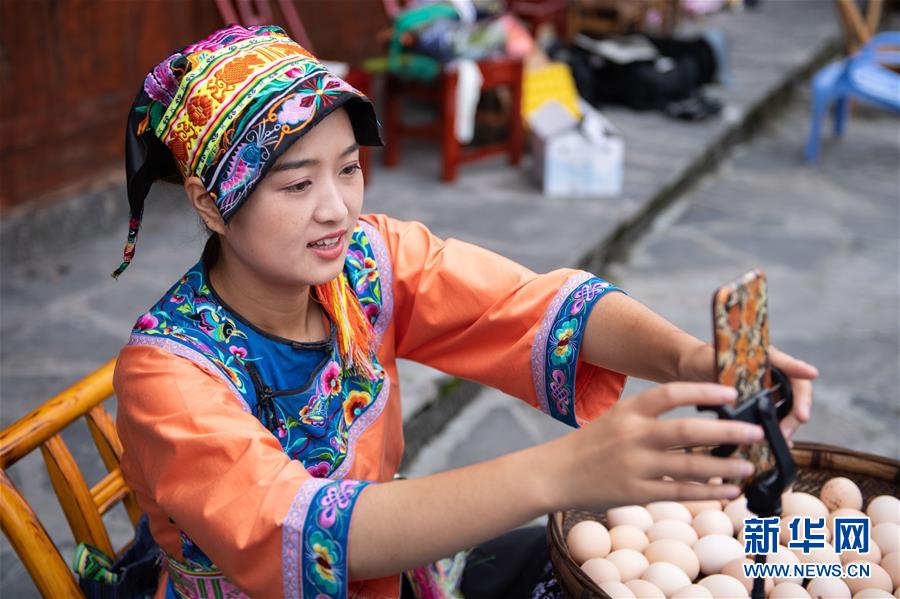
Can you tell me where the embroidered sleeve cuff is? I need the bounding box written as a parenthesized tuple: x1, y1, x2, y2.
(531, 273, 624, 428)
(283, 477, 372, 599)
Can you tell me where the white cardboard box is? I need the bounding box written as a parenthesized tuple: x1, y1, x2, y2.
(529, 100, 624, 198)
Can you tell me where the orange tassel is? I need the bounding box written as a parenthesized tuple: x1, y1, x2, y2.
(314, 274, 376, 379)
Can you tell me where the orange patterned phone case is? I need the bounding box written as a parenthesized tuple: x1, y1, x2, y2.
(712, 269, 776, 477)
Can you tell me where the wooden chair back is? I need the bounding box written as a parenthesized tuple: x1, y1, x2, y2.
(835, 0, 884, 54)
(214, 0, 313, 49)
(0, 358, 140, 597)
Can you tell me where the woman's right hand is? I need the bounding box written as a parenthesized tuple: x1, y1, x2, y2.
(545, 382, 764, 512)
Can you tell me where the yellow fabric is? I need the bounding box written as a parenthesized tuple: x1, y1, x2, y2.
(115, 214, 625, 598)
(522, 62, 582, 123)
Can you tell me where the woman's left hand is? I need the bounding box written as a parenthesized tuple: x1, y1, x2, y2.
(769, 345, 818, 442)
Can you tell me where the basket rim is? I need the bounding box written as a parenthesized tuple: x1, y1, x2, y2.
(546, 441, 900, 598)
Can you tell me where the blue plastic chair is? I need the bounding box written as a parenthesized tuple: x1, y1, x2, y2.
(805, 32, 900, 162)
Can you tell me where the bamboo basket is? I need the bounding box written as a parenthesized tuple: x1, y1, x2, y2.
(547, 442, 900, 599)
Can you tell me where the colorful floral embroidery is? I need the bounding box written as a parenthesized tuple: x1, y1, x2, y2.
(532, 274, 623, 427)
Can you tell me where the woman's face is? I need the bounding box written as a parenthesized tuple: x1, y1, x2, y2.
(217, 107, 364, 287)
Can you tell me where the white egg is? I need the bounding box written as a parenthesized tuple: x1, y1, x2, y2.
(807, 577, 851, 599)
(770, 582, 811, 598)
(697, 574, 749, 598)
(567, 520, 612, 564)
(868, 496, 900, 526)
(610, 525, 650, 552)
(829, 508, 868, 535)
(681, 500, 723, 517)
(769, 545, 802, 585)
(882, 551, 900, 588)
(720, 558, 772, 595)
(853, 590, 895, 598)
(646, 501, 693, 524)
(646, 520, 699, 546)
(641, 562, 691, 597)
(609, 506, 655, 532)
(874, 522, 900, 556)
(598, 580, 636, 598)
(625, 579, 666, 598)
(845, 562, 893, 594)
(820, 477, 864, 512)
(840, 538, 881, 566)
(671, 584, 713, 598)
(581, 557, 621, 584)
(793, 541, 840, 565)
(782, 492, 829, 520)
(724, 496, 753, 531)
(693, 534, 744, 575)
(780, 514, 831, 545)
(644, 539, 700, 581)
(608, 549, 650, 582)
(693, 510, 735, 537)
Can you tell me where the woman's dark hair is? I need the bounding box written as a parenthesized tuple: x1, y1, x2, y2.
(201, 234, 221, 269)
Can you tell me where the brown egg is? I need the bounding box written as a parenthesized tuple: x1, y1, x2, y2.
(567, 520, 612, 564)
(769, 545, 802, 585)
(693, 534, 744, 575)
(671, 584, 713, 598)
(720, 558, 773, 595)
(780, 514, 831, 545)
(882, 551, 900, 588)
(782, 492, 829, 520)
(874, 522, 900, 555)
(641, 562, 691, 597)
(770, 582, 811, 598)
(828, 508, 868, 535)
(625, 579, 666, 598)
(840, 538, 881, 566)
(853, 590, 895, 598)
(725, 497, 753, 531)
(693, 510, 735, 538)
(793, 541, 840, 565)
(697, 574, 749, 598)
(610, 525, 651, 552)
(608, 549, 650, 582)
(682, 500, 723, 518)
(868, 496, 900, 526)
(820, 477, 864, 512)
(582, 557, 621, 584)
(646, 520, 699, 546)
(609, 506, 655, 532)
(598, 581, 636, 598)
(646, 502, 693, 524)
(807, 577, 851, 599)
(844, 562, 893, 594)
(644, 540, 700, 581)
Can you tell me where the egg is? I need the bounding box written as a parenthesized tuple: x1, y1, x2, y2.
(646, 502, 693, 524)
(883, 552, 900, 588)
(693, 510, 735, 537)
(829, 508, 868, 535)
(853, 590, 895, 598)
(725, 496, 753, 531)
(840, 538, 881, 566)
(611, 525, 651, 552)
(697, 574, 749, 598)
(646, 520, 699, 546)
(845, 562, 893, 594)
(581, 557, 621, 584)
(874, 522, 900, 555)
(782, 492, 829, 520)
(641, 562, 691, 597)
(769, 545, 802, 585)
(793, 541, 840, 565)
(868, 496, 900, 526)
(625, 579, 666, 598)
(682, 500, 723, 517)
(609, 506, 655, 532)
(693, 534, 744, 575)
(567, 520, 612, 564)
(720, 558, 773, 595)
(807, 577, 852, 599)
(644, 540, 700, 580)
(770, 582, 811, 598)
(780, 514, 831, 545)
(608, 549, 650, 582)
(820, 477, 864, 512)
(598, 580, 636, 598)
(671, 584, 713, 598)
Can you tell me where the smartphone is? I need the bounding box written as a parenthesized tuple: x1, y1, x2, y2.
(712, 269, 776, 479)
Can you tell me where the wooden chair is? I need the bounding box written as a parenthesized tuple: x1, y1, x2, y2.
(381, 0, 524, 182)
(0, 358, 139, 597)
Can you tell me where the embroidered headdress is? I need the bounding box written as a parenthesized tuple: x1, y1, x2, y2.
(117, 25, 382, 375)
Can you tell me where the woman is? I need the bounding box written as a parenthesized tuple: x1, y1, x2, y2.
(113, 25, 816, 599)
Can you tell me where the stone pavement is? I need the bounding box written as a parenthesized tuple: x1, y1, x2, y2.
(408, 90, 900, 482)
(0, 2, 845, 595)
